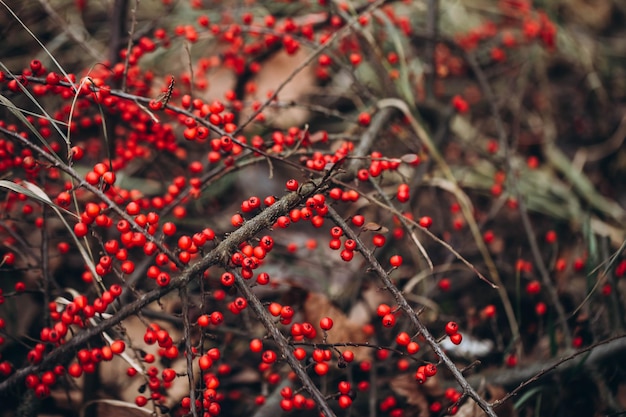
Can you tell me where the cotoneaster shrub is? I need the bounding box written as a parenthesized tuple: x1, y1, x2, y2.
(0, 1, 625, 417)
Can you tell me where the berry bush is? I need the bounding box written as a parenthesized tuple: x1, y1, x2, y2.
(0, 0, 625, 416)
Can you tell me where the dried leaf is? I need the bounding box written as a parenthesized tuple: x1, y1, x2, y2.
(82, 399, 153, 417)
(400, 153, 421, 165)
(455, 399, 487, 417)
(303, 292, 371, 362)
(241, 48, 316, 129)
(348, 283, 393, 326)
(99, 302, 195, 406)
(485, 385, 516, 417)
(362, 222, 389, 233)
(455, 385, 516, 417)
(53, 296, 198, 409)
(389, 373, 434, 417)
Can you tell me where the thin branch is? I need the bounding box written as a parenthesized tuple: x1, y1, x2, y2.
(326, 206, 498, 417)
(464, 51, 573, 347)
(180, 287, 198, 417)
(109, 0, 129, 64)
(376, 97, 521, 349)
(235, 0, 388, 133)
(368, 176, 433, 270)
(0, 172, 321, 395)
(231, 268, 338, 417)
(35, 0, 105, 62)
(425, 0, 439, 99)
(488, 334, 626, 409)
(0, 125, 180, 269)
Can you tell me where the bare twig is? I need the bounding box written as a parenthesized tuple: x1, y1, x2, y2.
(121, 0, 139, 92)
(464, 51, 573, 348)
(0, 151, 322, 396)
(35, 0, 105, 62)
(489, 334, 626, 409)
(235, 0, 387, 133)
(0, 125, 180, 269)
(231, 269, 338, 417)
(109, 0, 129, 64)
(327, 206, 499, 417)
(368, 176, 433, 270)
(425, 0, 439, 99)
(180, 287, 198, 417)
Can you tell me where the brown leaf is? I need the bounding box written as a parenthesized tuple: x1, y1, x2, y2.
(54, 296, 198, 409)
(82, 399, 153, 417)
(400, 154, 420, 165)
(454, 399, 487, 417)
(303, 292, 371, 362)
(389, 373, 430, 417)
(486, 385, 516, 417)
(362, 222, 389, 233)
(241, 48, 316, 129)
(98, 304, 195, 407)
(454, 385, 516, 417)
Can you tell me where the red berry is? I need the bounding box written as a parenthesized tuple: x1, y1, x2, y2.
(389, 255, 403, 267)
(395, 332, 410, 346)
(526, 280, 541, 295)
(135, 395, 148, 407)
(162, 222, 176, 236)
(535, 301, 547, 316)
(505, 353, 517, 367)
(352, 215, 365, 226)
(382, 313, 396, 328)
(358, 112, 371, 126)
(110, 340, 125, 354)
(250, 339, 263, 353)
(285, 179, 299, 191)
(545, 230, 557, 244)
(220, 272, 235, 286)
(319, 317, 333, 331)
(231, 213, 244, 227)
(344, 239, 356, 251)
(377, 303, 391, 317)
(199, 355, 213, 371)
(424, 363, 437, 377)
(73, 222, 88, 237)
(449, 333, 463, 345)
(338, 395, 352, 408)
(293, 348, 307, 361)
(197, 315, 210, 327)
(314, 362, 329, 375)
(406, 341, 420, 354)
(445, 321, 459, 336)
(451, 95, 469, 113)
(418, 216, 433, 228)
(340, 249, 354, 261)
(342, 350, 354, 362)
(262, 350, 277, 364)
(372, 234, 386, 247)
(414, 371, 426, 384)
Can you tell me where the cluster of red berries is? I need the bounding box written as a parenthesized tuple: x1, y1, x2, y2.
(377, 303, 398, 329)
(445, 321, 463, 345)
(27, 300, 126, 399)
(0, 0, 592, 415)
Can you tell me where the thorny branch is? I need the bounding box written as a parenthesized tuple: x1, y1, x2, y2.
(326, 206, 499, 417)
